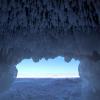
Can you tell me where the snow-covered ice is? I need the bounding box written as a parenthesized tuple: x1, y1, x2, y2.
(0, 78, 81, 100)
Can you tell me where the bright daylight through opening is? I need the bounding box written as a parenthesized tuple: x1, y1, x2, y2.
(16, 57, 80, 78)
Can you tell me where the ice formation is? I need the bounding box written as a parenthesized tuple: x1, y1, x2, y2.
(0, 64, 17, 93)
(0, 0, 100, 99)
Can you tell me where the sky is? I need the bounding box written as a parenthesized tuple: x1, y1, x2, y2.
(16, 56, 80, 78)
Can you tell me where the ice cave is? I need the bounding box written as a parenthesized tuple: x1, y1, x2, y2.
(0, 0, 100, 100)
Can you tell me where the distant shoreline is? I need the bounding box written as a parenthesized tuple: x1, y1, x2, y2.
(15, 77, 80, 83)
(16, 77, 80, 79)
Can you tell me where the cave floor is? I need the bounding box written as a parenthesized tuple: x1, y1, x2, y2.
(0, 78, 81, 100)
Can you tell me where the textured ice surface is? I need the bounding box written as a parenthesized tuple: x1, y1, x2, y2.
(0, 78, 81, 100)
(0, 0, 99, 98)
(0, 65, 17, 93)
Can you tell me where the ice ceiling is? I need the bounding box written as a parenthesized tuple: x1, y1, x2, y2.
(0, 0, 100, 99)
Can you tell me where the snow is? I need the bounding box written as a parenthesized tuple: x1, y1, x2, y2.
(0, 78, 81, 100)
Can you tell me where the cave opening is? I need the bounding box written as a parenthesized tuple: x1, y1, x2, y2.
(16, 56, 80, 78)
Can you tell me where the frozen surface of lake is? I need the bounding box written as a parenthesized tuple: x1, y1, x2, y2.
(0, 78, 81, 100)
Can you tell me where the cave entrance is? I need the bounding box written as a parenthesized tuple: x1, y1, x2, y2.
(16, 56, 80, 78)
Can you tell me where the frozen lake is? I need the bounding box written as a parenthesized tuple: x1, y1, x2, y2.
(0, 78, 81, 100)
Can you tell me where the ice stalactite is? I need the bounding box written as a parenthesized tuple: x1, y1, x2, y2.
(79, 58, 100, 100)
(0, 0, 99, 97)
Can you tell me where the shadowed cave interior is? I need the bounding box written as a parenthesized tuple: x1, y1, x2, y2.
(0, 0, 100, 100)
